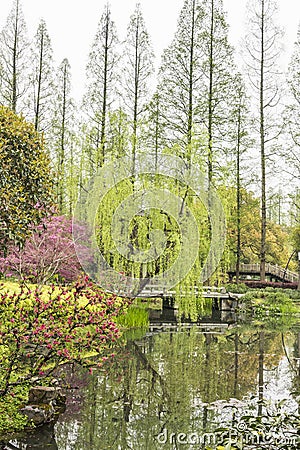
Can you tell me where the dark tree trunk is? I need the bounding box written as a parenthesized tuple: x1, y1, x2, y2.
(260, 0, 267, 282)
(34, 30, 44, 131)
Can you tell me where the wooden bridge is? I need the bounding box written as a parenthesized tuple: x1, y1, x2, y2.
(137, 285, 233, 299)
(228, 263, 298, 283)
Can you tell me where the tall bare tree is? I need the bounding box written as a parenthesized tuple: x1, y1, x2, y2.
(244, 0, 283, 281)
(230, 74, 251, 281)
(158, 0, 237, 179)
(52, 58, 76, 212)
(199, 0, 237, 183)
(285, 24, 300, 182)
(83, 3, 119, 170)
(121, 3, 154, 177)
(158, 0, 204, 158)
(145, 92, 166, 171)
(29, 19, 54, 132)
(0, 0, 29, 113)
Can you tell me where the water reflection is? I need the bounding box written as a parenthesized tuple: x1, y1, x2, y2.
(54, 326, 299, 449)
(0, 424, 58, 449)
(2, 326, 300, 449)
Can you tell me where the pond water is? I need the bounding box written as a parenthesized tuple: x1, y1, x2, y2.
(2, 305, 300, 449)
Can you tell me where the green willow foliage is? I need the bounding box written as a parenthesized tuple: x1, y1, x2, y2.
(93, 173, 210, 319)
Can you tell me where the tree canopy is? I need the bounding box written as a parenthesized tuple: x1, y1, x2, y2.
(0, 106, 53, 255)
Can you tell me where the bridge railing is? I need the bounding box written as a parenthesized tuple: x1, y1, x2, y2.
(140, 284, 226, 293)
(229, 263, 298, 283)
(138, 285, 228, 298)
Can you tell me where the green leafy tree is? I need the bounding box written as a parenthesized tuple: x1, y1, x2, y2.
(106, 107, 130, 158)
(0, 106, 53, 255)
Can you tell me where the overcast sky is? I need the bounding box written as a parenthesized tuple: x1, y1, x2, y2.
(1, 0, 300, 100)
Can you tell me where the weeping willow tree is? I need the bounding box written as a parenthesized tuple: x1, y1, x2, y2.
(74, 153, 226, 321)
(96, 177, 209, 320)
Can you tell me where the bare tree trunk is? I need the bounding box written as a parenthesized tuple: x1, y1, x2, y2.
(236, 99, 242, 283)
(187, 0, 196, 164)
(99, 10, 109, 168)
(132, 21, 140, 181)
(207, 0, 214, 185)
(58, 63, 67, 211)
(11, 0, 19, 112)
(34, 30, 44, 131)
(260, 0, 267, 282)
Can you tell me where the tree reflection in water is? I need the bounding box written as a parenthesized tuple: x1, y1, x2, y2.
(55, 326, 299, 449)
(2, 326, 300, 449)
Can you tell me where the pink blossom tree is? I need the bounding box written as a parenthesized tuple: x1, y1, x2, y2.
(0, 215, 92, 285)
(0, 279, 131, 396)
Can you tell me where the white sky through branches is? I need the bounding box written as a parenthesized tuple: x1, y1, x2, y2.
(1, 0, 300, 100)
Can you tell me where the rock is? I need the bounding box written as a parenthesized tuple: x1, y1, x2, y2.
(28, 386, 66, 406)
(19, 386, 66, 427)
(20, 404, 54, 426)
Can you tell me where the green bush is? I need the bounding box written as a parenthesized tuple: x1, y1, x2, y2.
(226, 283, 249, 294)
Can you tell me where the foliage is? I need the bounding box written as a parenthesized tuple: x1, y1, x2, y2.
(240, 289, 299, 329)
(214, 402, 300, 449)
(117, 305, 149, 329)
(0, 279, 131, 397)
(243, 289, 297, 306)
(223, 188, 291, 269)
(0, 385, 30, 435)
(226, 283, 249, 294)
(292, 225, 300, 250)
(0, 215, 91, 284)
(0, 106, 53, 255)
(91, 173, 210, 317)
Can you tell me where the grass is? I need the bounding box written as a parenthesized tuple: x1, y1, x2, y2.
(117, 304, 149, 328)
